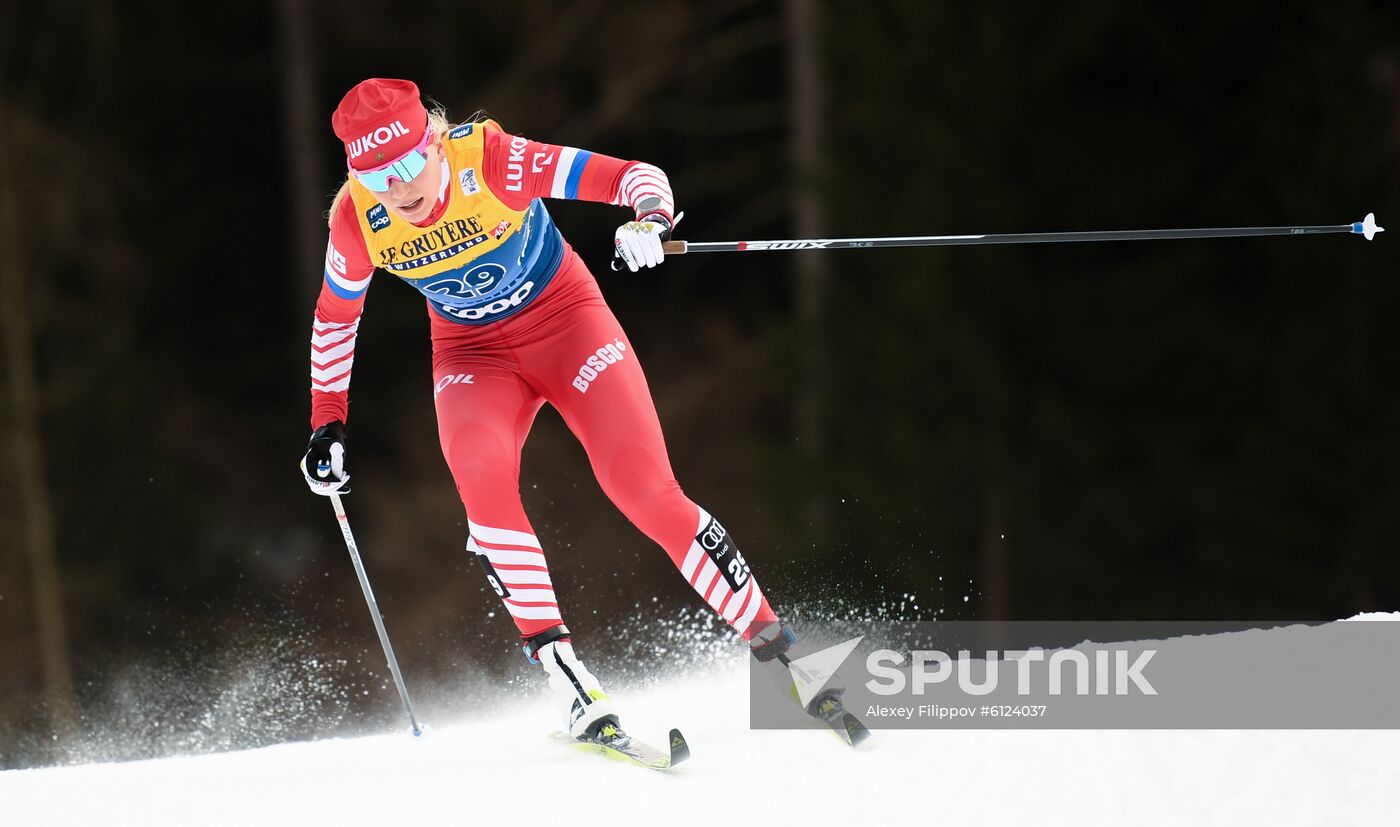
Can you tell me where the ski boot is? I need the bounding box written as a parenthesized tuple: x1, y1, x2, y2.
(524, 625, 618, 741)
(527, 625, 692, 769)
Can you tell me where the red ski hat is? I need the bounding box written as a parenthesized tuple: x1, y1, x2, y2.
(332, 78, 429, 171)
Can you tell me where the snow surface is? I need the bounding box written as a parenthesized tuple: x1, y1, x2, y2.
(4, 621, 1398, 826)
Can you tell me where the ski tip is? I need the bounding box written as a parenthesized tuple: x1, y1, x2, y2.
(667, 728, 691, 767)
(840, 714, 872, 747)
(1354, 213, 1384, 241)
(834, 710, 868, 750)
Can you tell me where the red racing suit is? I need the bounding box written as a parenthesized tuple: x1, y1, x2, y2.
(309, 120, 778, 642)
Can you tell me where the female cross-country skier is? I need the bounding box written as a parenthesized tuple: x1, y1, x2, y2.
(299, 78, 796, 742)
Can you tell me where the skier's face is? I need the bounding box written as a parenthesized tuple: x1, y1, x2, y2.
(379, 138, 443, 224)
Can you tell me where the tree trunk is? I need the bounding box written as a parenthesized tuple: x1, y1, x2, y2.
(786, 0, 831, 532)
(0, 147, 79, 739)
(277, 0, 325, 309)
(979, 466, 1011, 621)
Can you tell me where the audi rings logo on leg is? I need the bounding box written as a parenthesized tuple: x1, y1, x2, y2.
(700, 520, 727, 550)
(696, 516, 750, 589)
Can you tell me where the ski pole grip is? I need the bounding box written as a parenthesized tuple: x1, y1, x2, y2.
(609, 240, 688, 271)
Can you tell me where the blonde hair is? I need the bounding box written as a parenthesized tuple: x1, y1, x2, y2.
(326, 105, 455, 227)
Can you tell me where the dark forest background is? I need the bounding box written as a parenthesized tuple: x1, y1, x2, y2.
(2, 0, 1398, 768)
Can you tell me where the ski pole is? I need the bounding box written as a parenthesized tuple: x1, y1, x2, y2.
(618, 213, 1382, 267)
(329, 493, 424, 737)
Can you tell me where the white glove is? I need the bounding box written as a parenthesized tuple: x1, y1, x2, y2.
(613, 214, 672, 272)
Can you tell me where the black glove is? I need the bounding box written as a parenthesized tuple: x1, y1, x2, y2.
(638, 211, 675, 241)
(301, 420, 350, 495)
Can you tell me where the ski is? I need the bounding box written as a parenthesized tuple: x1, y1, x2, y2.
(776, 650, 872, 748)
(551, 725, 690, 771)
(808, 690, 871, 747)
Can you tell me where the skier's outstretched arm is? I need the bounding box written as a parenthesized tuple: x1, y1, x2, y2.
(301, 199, 374, 494)
(480, 127, 675, 270)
